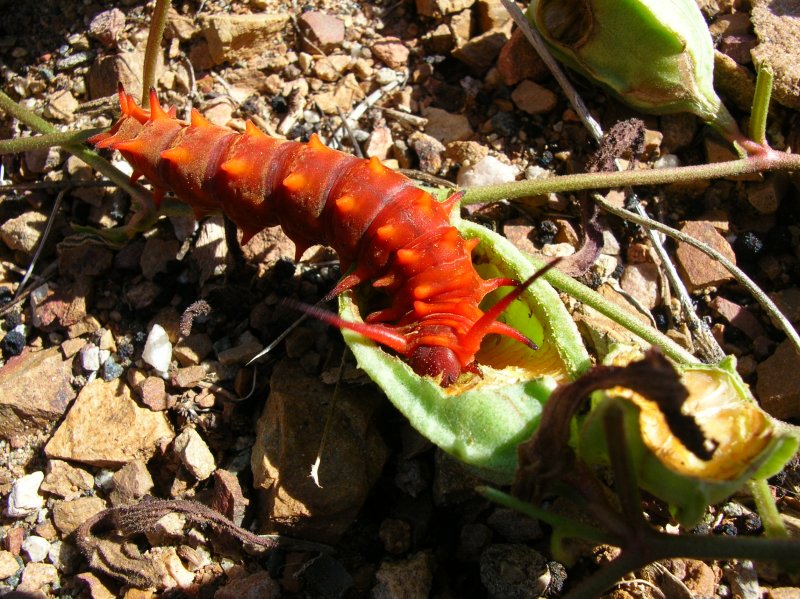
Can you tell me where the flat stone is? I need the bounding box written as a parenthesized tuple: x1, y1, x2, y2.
(422, 107, 473, 144)
(371, 38, 409, 69)
(452, 26, 510, 73)
(171, 365, 207, 389)
(0, 347, 75, 440)
(173, 427, 216, 481)
(0, 210, 48, 254)
(620, 263, 661, 310)
(709, 296, 766, 339)
(215, 570, 280, 599)
(511, 79, 557, 114)
(297, 11, 344, 53)
(41, 460, 94, 500)
(16, 562, 59, 594)
(251, 360, 388, 543)
(109, 460, 154, 506)
(52, 496, 107, 537)
(497, 28, 549, 86)
(45, 379, 174, 468)
(173, 334, 213, 366)
(373, 551, 435, 599)
(756, 340, 800, 420)
(44, 90, 79, 122)
(201, 13, 290, 65)
(675, 221, 737, 292)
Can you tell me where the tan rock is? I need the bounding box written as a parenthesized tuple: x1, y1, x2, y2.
(109, 460, 154, 506)
(675, 221, 736, 292)
(17, 562, 59, 594)
(41, 460, 94, 500)
(173, 427, 216, 481)
(452, 26, 510, 72)
(45, 379, 174, 468)
(201, 13, 290, 66)
(371, 38, 410, 70)
(0, 210, 48, 254)
(620, 263, 661, 310)
(0, 550, 21, 579)
(251, 360, 388, 543)
(0, 347, 75, 440)
(52, 496, 107, 537)
(497, 28, 549, 86)
(422, 107, 473, 144)
(511, 79, 558, 115)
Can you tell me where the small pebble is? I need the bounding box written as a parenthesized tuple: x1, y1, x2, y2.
(1, 328, 25, 357)
(7, 472, 45, 518)
(101, 356, 124, 381)
(21, 536, 50, 563)
(79, 343, 100, 372)
(142, 324, 173, 374)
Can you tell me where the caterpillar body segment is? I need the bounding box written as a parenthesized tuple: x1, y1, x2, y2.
(90, 87, 538, 386)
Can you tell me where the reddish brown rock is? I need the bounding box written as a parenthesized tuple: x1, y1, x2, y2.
(452, 27, 510, 73)
(674, 221, 736, 292)
(109, 460, 154, 506)
(497, 28, 549, 86)
(297, 11, 345, 53)
(87, 8, 126, 48)
(756, 340, 800, 420)
(211, 470, 249, 526)
(0, 347, 75, 440)
(371, 38, 410, 69)
(709, 296, 766, 339)
(215, 570, 280, 599)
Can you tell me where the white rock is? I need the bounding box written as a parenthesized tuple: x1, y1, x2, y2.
(142, 324, 173, 374)
(21, 536, 50, 563)
(79, 343, 100, 372)
(6, 471, 45, 517)
(173, 428, 216, 481)
(457, 155, 520, 188)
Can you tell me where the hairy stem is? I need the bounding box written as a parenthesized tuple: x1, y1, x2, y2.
(141, 0, 171, 106)
(749, 478, 788, 538)
(750, 65, 774, 147)
(0, 129, 103, 154)
(462, 152, 800, 206)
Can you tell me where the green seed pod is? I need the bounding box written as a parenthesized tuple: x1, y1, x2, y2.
(527, 0, 739, 134)
(339, 213, 591, 482)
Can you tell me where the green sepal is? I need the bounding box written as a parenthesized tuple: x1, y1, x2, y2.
(577, 351, 800, 526)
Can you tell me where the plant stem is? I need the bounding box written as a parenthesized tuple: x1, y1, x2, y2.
(462, 152, 800, 206)
(750, 65, 774, 146)
(477, 486, 616, 545)
(0, 129, 103, 154)
(0, 90, 153, 210)
(528, 255, 700, 366)
(749, 478, 788, 538)
(141, 0, 171, 106)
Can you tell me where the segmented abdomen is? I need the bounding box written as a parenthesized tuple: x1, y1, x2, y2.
(90, 89, 531, 386)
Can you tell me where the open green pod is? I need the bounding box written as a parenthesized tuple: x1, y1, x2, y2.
(577, 346, 800, 526)
(526, 0, 740, 136)
(338, 213, 591, 482)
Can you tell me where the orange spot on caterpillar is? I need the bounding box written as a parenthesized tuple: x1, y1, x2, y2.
(219, 158, 249, 177)
(395, 248, 418, 266)
(148, 89, 169, 121)
(190, 109, 211, 128)
(414, 285, 433, 300)
(282, 172, 306, 192)
(367, 156, 386, 175)
(160, 146, 192, 166)
(335, 195, 356, 213)
(308, 133, 326, 150)
(376, 224, 397, 242)
(245, 120, 267, 138)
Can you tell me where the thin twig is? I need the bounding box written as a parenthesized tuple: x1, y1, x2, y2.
(14, 189, 67, 300)
(593, 193, 800, 357)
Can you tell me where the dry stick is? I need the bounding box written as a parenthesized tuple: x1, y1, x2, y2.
(594, 194, 800, 357)
(14, 188, 67, 300)
(501, 0, 725, 362)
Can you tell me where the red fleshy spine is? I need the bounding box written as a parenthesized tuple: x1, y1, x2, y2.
(90, 88, 536, 386)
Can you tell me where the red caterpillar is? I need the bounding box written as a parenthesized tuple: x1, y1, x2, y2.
(90, 88, 538, 386)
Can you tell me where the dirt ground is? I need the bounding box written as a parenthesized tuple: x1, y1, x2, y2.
(1, 0, 800, 597)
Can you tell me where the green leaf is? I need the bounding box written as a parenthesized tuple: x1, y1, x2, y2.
(338, 212, 590, 481)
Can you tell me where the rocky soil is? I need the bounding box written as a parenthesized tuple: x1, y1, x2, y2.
(1, 0, 800, 597)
